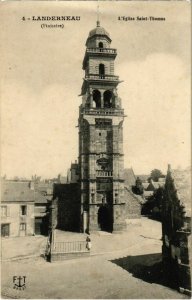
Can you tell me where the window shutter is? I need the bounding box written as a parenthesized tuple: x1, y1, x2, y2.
(7, 206, 10, 217)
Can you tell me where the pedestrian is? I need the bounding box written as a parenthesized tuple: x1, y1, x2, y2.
(86, 234, 92, 250)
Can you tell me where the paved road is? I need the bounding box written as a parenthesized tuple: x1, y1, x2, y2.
(1, 218, 189, 299)
(1, 235, 46, 260)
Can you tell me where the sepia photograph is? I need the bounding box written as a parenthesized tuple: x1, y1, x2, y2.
(0, 0, 191, 298)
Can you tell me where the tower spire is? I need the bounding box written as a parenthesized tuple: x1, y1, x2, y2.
(96, 0, 100, 27)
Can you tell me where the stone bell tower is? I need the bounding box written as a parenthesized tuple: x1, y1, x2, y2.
(79, 21, 126, 232)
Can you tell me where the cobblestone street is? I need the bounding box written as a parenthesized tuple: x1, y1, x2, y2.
(1, 218, 189, 299)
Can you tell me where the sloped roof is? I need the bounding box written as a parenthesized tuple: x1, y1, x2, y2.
(153, 182, 161, 189)
(124, 168, 136, 188)
(35, 182, 53, 191)
(1, 180, 34, 202)
(146, 180, 165, 191)
(144, 190, 154, 197)
(124, 186, 145, 204)
(143, 182, 149, 190)
(158, 182, 165, 187)
(33, 182, 53, 203)
(1, 180, 53, 204)
(136, 174, 149, 182)
(34, 190, 52, 204)
(158, 177, 165, 182)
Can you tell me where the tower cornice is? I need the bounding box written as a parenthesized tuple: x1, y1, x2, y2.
(83, 48, 117, 70)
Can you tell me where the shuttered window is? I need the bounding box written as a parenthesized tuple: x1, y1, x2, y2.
(1, 206, 10, 217)
(20, 223, 26, 230)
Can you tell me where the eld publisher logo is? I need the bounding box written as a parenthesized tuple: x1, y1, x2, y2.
(13, 276, 26, 290)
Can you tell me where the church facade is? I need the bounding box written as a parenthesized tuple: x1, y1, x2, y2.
(51, 22, 140, 233)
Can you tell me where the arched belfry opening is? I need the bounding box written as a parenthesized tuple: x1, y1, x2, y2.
(99, 64, 105, 78)
(99, 42, 103, 48)
(104, 90, 113, 108)
(93, 89, 101, 108)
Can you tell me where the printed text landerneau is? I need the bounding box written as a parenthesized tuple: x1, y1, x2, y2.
(32, 16, 80, 21)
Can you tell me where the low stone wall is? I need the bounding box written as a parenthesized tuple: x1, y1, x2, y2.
(49, 238, 90, 262)
(50, 251, 90, 262)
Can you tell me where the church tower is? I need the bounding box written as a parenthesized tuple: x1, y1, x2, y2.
(79, 21, 126, 232)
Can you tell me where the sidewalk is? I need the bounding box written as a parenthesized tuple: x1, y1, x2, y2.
(1, 235, 47, 261)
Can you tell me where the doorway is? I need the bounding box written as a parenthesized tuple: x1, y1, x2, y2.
(98, 205, 113, 232)
(1, 224, 10, 237)
(20, 223, 26, 236)
(35, 217, 48, 235)
(35, 217, 42, 235)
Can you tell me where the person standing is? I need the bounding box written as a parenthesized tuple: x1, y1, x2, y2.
(86, 235, 92, 250)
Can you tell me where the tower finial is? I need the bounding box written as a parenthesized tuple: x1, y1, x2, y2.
(97, 0, 100, 27)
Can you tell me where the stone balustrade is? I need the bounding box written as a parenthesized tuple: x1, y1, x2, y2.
(81, 108, 124, 116)
(85, 74, 119, 81)
(96, 170, 113, 177)
(86, 48, 116, 54)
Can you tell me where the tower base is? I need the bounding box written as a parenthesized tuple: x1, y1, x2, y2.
(113, 222, 127, 232)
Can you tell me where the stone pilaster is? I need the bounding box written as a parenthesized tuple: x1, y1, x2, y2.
(89, 205, 99, 231)
(113, 204, 126, 231)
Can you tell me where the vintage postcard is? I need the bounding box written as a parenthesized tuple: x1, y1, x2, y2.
(1, 0, 191, 299)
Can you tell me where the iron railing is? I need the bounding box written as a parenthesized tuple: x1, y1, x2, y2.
(51, 241, 89, 254)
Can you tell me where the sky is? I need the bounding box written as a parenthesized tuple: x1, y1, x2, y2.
(1, 1, 191, 178)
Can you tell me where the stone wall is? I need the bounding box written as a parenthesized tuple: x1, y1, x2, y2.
(123, 188, 142, 219)
(89, 57, 114, 75)
(53, 183, 81, 232)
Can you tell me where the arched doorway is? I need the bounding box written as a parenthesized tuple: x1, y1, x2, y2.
(98, 205, 113, 232)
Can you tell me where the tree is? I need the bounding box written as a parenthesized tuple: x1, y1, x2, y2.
(149, 169, 164, 182)
(141, 186, 164, 220)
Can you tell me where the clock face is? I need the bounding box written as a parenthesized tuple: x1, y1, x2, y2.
(97, 158, 109, 168)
